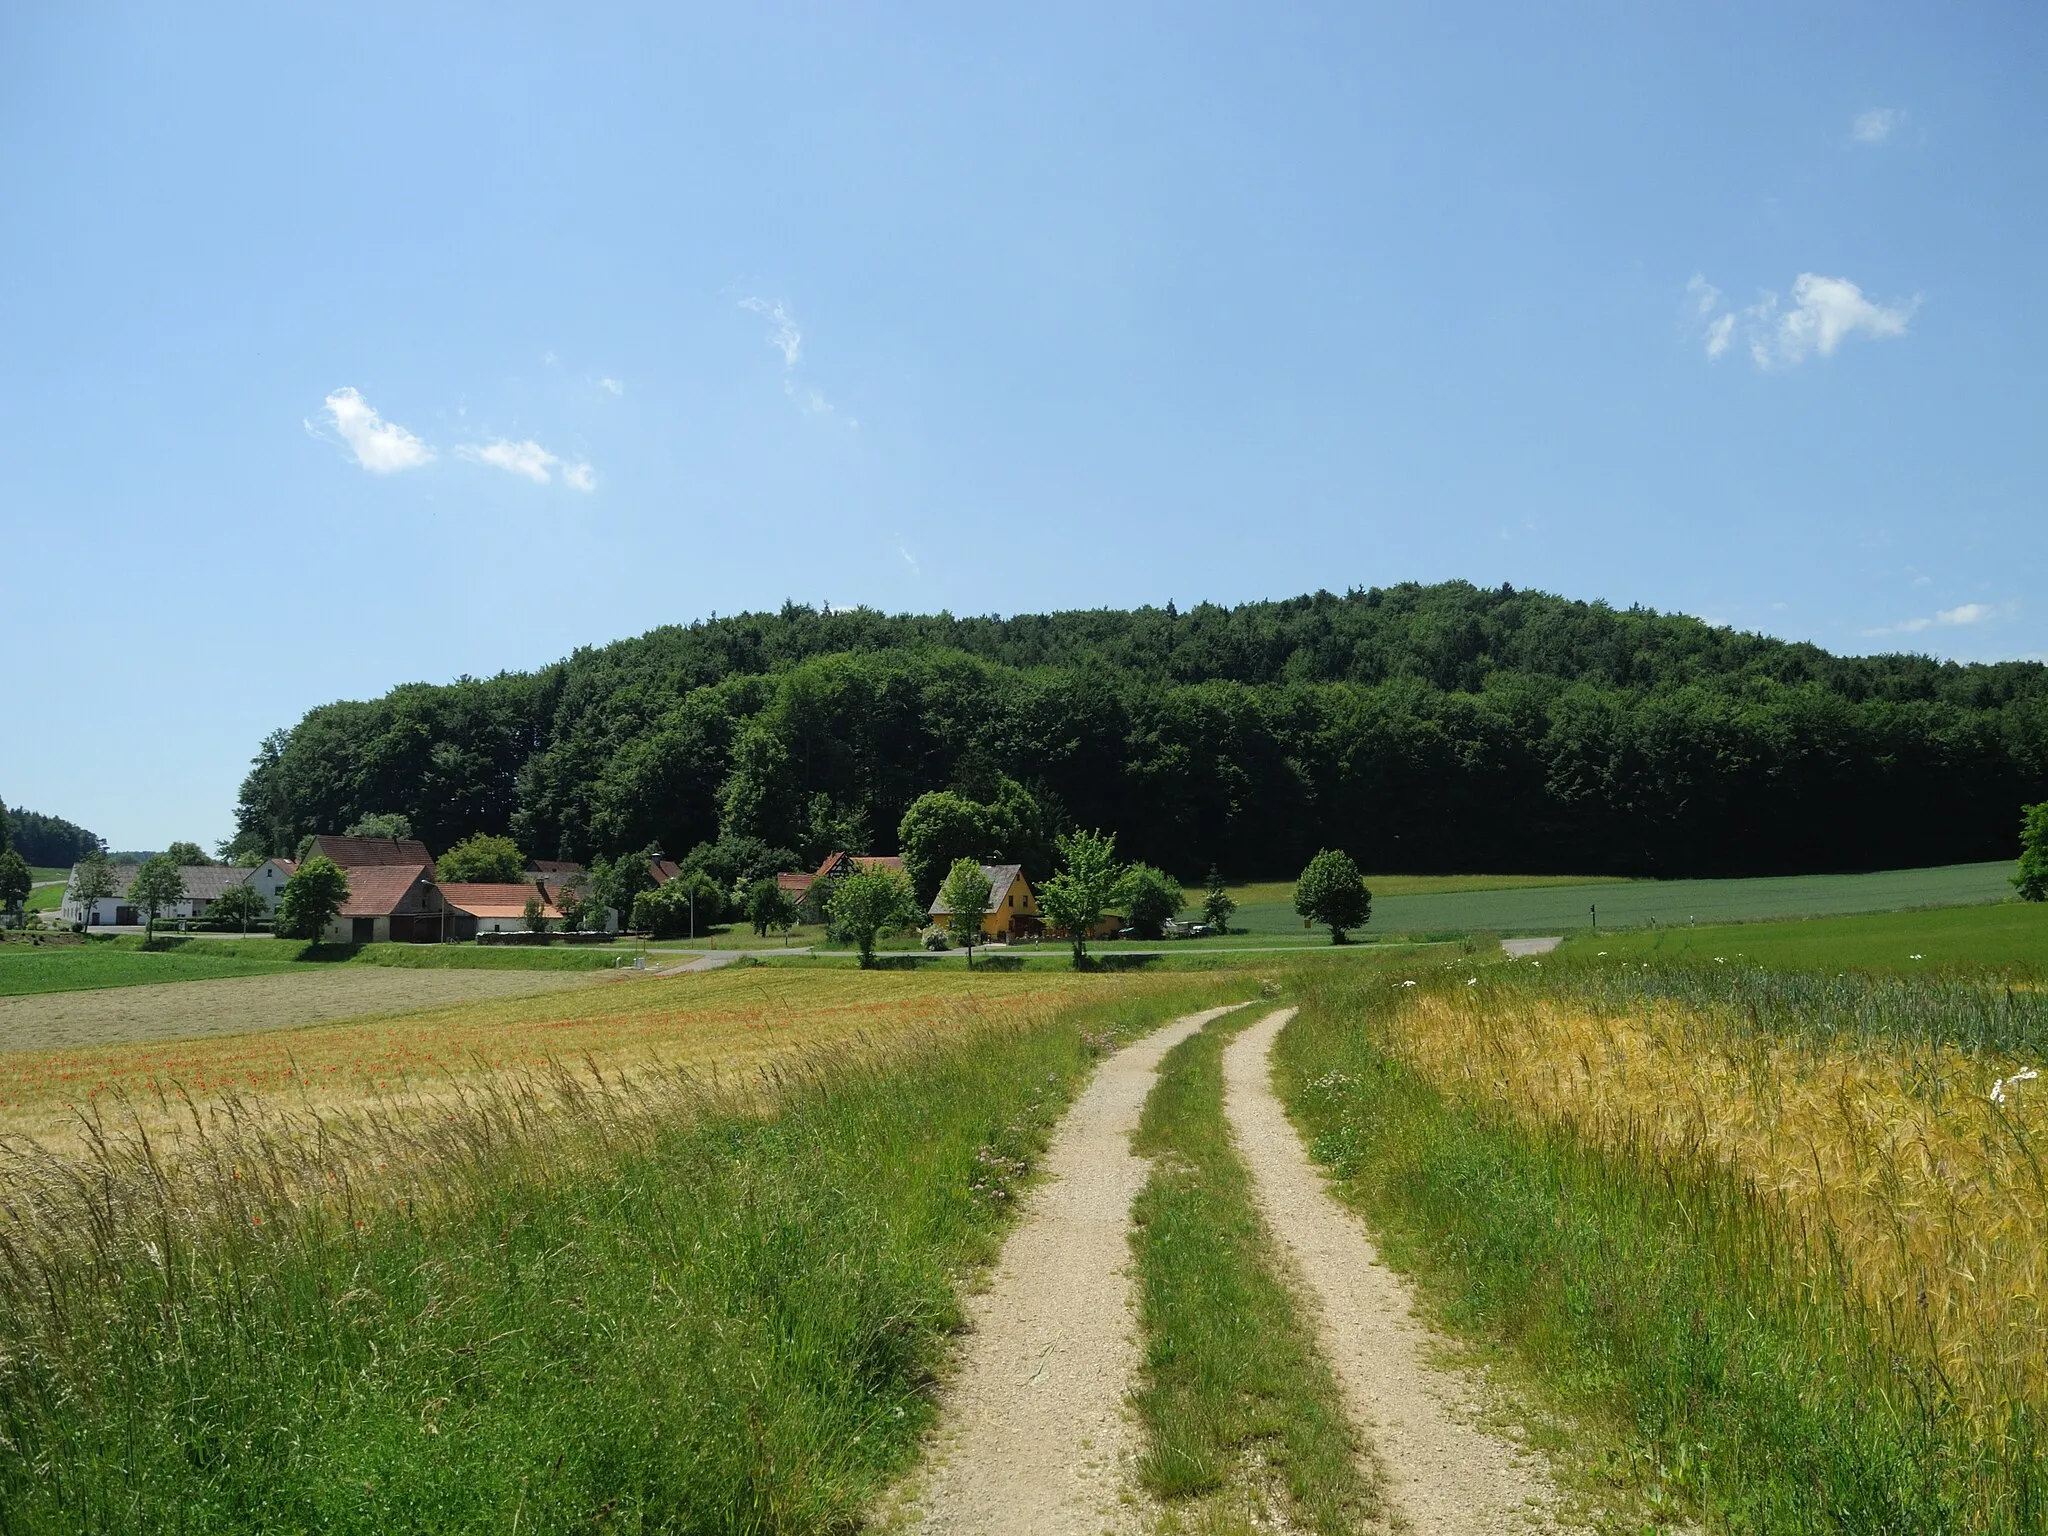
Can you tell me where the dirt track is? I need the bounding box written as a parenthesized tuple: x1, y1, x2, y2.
(1224, 1008, 1566, 1534)
(898, 1004, 1247, 1535)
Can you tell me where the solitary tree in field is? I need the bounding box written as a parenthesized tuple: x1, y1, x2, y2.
(277, 856, 350, 943)
(1293, 848, 1372, 944)
(1038, 828, 1126, 968)
(129, 854, 186, 946)
(825, 867, 918, 969)
(435, 834, 525, 884)
(69, 848, 118, 927)
(209, 880, 268, 935)
(1202, 865, 1237, 933)
(0, 850, 29, 928)
(938, 857, 994, 968)
(2017, 801, 2048, 902)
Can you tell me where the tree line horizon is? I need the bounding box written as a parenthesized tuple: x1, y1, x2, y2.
(225, 580, 2048, 881)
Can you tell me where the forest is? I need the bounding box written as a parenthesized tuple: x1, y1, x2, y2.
(1, 803, 103, 867)
(227, 581, 2048, 880)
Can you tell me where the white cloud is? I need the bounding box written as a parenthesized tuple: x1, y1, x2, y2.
(898, 545, 920, 576)
(1688, 272, 1918, 369)
(1749, 274, 1918, 368)
(739, 297, 801, 367)
(1852, 108, 1904, 145)
(1866, 602, 1997, 637)
(597, 377, 624, 396)
(314, 387, 434, 473)
(458, 437, 593, 488)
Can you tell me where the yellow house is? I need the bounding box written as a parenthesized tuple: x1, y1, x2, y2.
(928, 863, 1043, 942)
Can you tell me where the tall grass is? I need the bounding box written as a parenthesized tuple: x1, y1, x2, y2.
(0, 978, 1249, 1532)
(1276, 966, 2048, 1532)
(1129, 1008, 1375, 1534)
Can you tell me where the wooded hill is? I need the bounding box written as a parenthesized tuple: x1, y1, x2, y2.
(230, 582, 2048, 879)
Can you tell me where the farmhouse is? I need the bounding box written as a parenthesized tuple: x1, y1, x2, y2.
(928, 863, 1044, 942)
(59, 864, 142, 927)
(323, 863, 445, 944)
(441, 883, 563, 938)
(247, 857, 295, 914)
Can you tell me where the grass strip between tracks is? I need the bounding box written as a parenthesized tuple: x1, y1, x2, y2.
(1130, 1006, 1378, 1535)
(0, 975, 1254, 1534)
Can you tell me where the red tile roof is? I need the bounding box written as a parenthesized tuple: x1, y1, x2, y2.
(777, 872, 815, 896)
(441, 882, 562, 920)
(648, 859, 682, 885)
(336, 864, 435, 917)
(310, 835, 436, 872)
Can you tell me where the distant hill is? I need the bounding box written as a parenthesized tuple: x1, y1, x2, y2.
(3, 804, 104, 868)
(229, 581, 2048, 879)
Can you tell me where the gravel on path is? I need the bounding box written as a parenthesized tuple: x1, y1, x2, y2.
(897, 1003, 1249, 1536)
(1223, 1008, 1569, 1535)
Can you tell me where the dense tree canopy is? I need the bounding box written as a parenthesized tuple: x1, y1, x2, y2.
(3, 806, 102, 867)
(231, 583, 2048, 879)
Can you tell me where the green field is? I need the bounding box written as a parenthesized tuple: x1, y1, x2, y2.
(1232, 859, 2017, 938)
(1548, 899, 2048, 976)
(0, 936, 650, 998)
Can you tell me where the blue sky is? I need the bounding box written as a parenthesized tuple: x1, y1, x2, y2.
(4, 3, 2044, 850)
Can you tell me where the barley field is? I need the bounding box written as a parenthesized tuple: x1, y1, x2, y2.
(1279, 959, 2048, 1529)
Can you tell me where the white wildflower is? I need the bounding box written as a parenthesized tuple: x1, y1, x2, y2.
(1990, 1068, 2039, 1106)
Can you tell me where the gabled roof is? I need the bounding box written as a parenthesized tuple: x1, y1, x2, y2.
(179, 865, 254, 901)
(309, 835, 436, 873)
(537, 876, 586, 904)
(69, 863, 141, 897)
(265, 858, 298, 877)
(648, 859, 682, 885)
(929, 864, 1029, 916)
(442, 882, 562, 920)
(527, 859, 584, 876)
(777, 871, 815, 896)
(336, 864, 436, 917)
(814, 852, 906, 881)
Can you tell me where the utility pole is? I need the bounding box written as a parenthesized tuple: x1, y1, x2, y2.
(1591, 903, 1597, 931)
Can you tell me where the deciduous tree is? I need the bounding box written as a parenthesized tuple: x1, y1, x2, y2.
(1037, 828, 1125, 967)
(938, 858, 994, 967)
(0, 850, 30, 928)
(130, 855, 187, 945)
(209, 880, 268, 935)
(1293, 848, 1371, 943)
(68, 848, 117, 927)
(747, 877, 796, 938)
(164, 841, 213, 867)
(2016, 802, 2048, 902)
(435, 834, 525, 884)
(825, 868, 918, 969)
(346, 812, 414, 839)
(897, 791, 991, 905)
(277, 856, 350, 943)
(1117, 863, 1185, 940)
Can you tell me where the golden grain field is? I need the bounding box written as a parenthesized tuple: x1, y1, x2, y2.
(0, 965, 1163, 1148)
(1387, 984, 2048, 1427)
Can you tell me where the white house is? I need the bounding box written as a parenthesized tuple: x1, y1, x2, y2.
(59, 864, 141, 927)
(247, 858, 296, 915)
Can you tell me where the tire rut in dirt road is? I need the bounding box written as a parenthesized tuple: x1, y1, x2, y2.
(898, 1003, 1248, 1536)
(1223, 1008, 1570, 1536)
